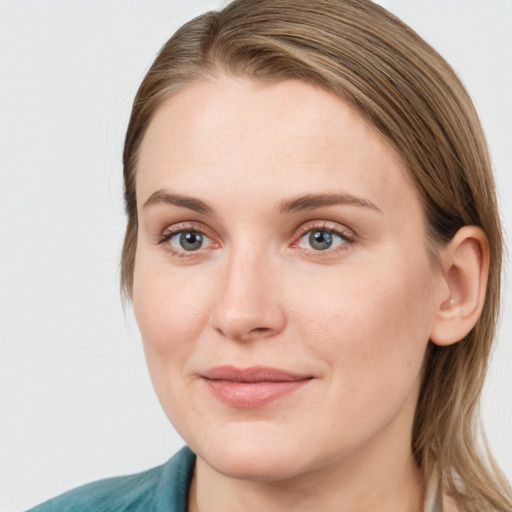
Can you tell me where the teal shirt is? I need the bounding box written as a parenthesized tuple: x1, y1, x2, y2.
(26, 446, 196, 512)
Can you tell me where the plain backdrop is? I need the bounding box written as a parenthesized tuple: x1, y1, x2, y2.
(0, 1, 511, 511)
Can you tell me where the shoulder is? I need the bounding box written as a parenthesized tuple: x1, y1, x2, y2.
(26, 446, 196, 512)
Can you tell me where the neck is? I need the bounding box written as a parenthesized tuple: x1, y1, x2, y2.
(188, 414, 425, 512)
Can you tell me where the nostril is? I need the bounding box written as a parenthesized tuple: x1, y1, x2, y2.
(244, 327, 274, 339)
(215, 324, 276, 342)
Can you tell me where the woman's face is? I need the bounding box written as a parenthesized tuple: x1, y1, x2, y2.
(133, 76, 445, 481)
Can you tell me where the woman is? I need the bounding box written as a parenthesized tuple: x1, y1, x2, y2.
(28, 0, 512, 511)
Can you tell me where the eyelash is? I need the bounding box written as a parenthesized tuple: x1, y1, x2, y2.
(292, 222, 356, 255)
(155, 221, 356, 258)
(156, 222, 218, 258)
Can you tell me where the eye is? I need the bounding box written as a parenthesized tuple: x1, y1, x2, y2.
(168, 230, 210, 251)
(155, 222, 219, 258)
(297, 228, 349, 251)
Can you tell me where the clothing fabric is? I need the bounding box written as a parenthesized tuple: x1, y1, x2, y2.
(26, 446, 195, 512)
(27, 446, 443, 511)
(424, 468, 444, 512)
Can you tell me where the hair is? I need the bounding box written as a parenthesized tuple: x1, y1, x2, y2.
(121, 1, 511, 510)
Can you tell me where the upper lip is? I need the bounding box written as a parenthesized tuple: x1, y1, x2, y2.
(201, 366, 313, 383)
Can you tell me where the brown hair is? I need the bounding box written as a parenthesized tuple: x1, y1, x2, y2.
(121, 1, 511, 510)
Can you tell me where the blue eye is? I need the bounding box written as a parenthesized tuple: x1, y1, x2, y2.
(169, 231, 208, 251)
(298, 229, 347, 251)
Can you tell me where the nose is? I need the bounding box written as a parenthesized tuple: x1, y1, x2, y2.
(210, 247, 286, 342)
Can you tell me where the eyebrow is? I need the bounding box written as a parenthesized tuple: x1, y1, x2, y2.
(277, 193, 380, 214)
(142, 190, 213, 214)
(142, 190, 379, 216)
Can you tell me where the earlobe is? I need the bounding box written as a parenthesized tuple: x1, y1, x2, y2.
(430, 226, 489, 347)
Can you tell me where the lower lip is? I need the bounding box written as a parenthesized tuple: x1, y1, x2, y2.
(204, 379, 311, 408)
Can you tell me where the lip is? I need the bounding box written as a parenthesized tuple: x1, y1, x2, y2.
(201, 366, 313, 408)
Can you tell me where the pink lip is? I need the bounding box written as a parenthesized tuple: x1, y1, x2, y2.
(201, 366, 313, 408)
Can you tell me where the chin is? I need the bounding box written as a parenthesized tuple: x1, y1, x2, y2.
(206, 447, 307, 482)
(187, 425, 315, 482)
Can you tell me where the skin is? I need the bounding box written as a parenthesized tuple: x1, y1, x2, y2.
(133, 76, 453, 512)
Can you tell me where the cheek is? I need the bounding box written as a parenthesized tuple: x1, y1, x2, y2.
(132, 252, 220, 427)
(132, 253, 213, 365)
(292, 259, 436, 387)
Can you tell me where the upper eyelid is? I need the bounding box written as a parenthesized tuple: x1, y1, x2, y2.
(161, 221, 216, 238)
(154, 221, 217, 248)
(292, 220, 356, 239)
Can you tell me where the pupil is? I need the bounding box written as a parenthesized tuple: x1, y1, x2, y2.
(180, 231, 202, 250)
(309, 230, 332, 250)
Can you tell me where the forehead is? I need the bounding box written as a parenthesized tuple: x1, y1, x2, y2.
(136, 76, 419, 217)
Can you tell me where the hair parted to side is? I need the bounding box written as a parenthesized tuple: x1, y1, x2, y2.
(121, 1, 511, 510)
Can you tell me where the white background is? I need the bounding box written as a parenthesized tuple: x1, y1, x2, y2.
(0, 1, 510, 511)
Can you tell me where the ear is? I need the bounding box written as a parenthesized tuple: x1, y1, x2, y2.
(430, 226, 489, 347)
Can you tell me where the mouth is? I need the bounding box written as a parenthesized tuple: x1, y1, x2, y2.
(201, 366, 314, 408)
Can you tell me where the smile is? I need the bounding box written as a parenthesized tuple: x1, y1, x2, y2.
(201, 366, 313, 408)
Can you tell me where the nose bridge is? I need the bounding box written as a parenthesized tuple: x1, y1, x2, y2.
(211, 241, 285, 341)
